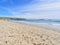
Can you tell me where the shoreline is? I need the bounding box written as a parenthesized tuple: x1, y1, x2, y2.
(8, 20, 60, 30)
(1, 20, 60, 33)
(7, 20, 60, 31)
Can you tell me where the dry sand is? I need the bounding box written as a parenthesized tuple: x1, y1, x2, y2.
(0, 20, 60, 45)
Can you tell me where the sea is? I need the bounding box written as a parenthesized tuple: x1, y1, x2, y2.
(8, 19, 60, 29)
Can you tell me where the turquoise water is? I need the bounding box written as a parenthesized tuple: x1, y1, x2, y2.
(8, 19, 60, 29)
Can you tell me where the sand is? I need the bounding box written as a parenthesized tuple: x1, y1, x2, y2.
(0, 20, 60, 45)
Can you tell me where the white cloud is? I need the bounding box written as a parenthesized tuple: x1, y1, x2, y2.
(10, 0, 60, 19)
(11, 10, 60, 19)
(22, 2, 60, 11)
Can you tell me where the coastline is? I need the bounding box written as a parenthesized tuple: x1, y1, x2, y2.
(0, 20, 60, 45)
(8, 20, 60, 31)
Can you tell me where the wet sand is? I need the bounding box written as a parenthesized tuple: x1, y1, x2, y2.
(0, 20, 60, 45)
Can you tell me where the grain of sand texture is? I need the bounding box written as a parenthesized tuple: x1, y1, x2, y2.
(0, 20, 60, 45)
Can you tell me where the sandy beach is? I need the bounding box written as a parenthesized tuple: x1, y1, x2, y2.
(0, 20, 60, 45)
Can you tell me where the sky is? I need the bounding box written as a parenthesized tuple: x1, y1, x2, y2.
(0, 0, 60, 19)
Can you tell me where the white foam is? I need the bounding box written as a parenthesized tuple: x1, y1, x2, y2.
(8, 20, 60, 29)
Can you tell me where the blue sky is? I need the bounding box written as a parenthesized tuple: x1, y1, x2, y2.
(0, 0, 60, 19)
